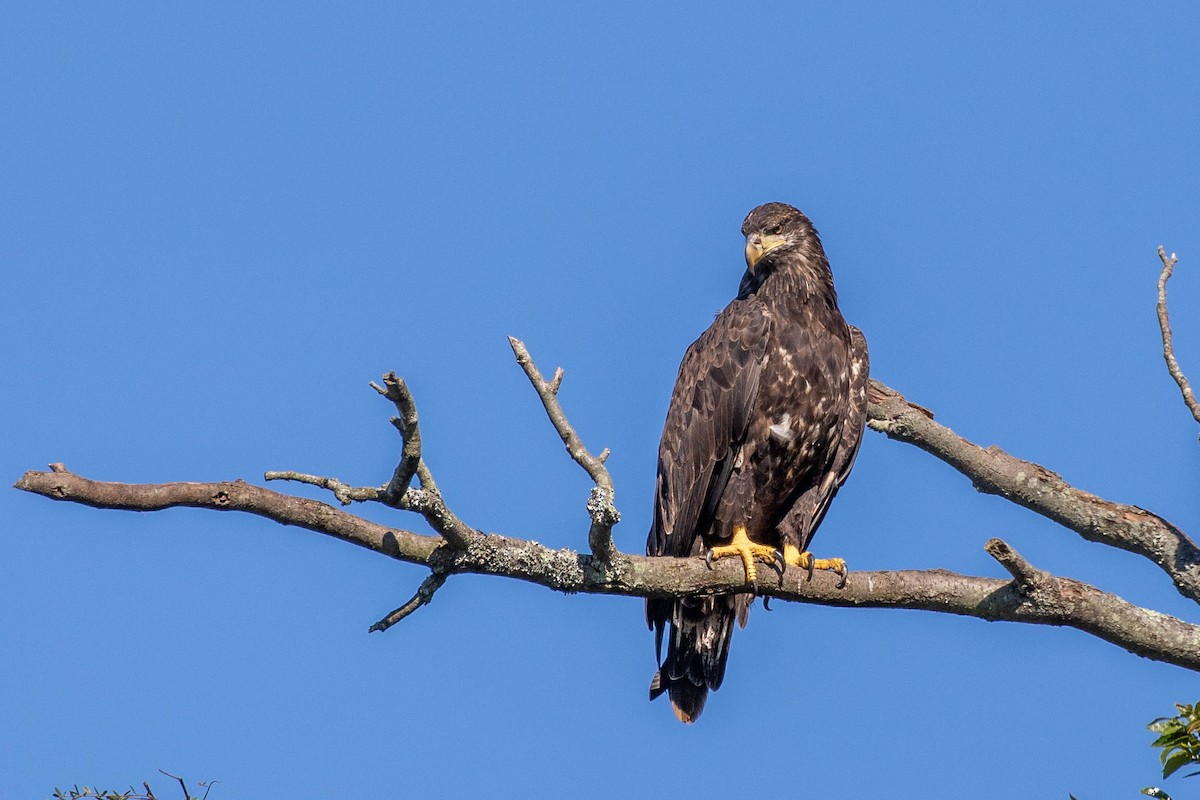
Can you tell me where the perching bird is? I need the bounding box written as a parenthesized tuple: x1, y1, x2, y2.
(645, 202, 869, 723)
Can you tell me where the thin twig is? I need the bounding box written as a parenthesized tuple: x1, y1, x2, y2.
(508, 336, 620, 562)
(156, 772, 188, 800)
(1156, 246, 1200, 425)
(369, 571, 450, 633)
(264, 469, 476, 548)
(508, 336, 612, 487)
(263, 470, 372, 505)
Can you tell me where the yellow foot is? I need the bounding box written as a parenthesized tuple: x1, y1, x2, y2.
(706, 526, 781, 584)
(783, 544, 848, 588)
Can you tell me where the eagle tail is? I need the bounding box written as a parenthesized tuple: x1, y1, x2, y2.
(646, 595, 741, 723)
(649, 667, 708, 723)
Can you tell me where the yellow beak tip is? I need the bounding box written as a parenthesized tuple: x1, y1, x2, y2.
(745, 242, 764, 269)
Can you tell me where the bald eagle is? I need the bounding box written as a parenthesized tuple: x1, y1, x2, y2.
(645, 202, 869, 723)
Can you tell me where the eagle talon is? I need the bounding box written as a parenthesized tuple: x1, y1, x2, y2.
(704, 549, 714, 570)
(784, 544, 847, 585)
(706, 526, 778, 586)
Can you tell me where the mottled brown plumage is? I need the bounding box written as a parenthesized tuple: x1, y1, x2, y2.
(646, 202, 869, 722)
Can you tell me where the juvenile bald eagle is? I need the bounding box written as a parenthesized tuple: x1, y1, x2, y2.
(645, 202, 869, 723)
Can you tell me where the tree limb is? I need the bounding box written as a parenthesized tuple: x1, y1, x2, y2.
(1156, 245, 1200, 426)
(867, 379, 1200, 604)
(14, 466, 1200, 673)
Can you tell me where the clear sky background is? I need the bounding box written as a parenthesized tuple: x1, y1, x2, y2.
(3, 3, 1199, 798)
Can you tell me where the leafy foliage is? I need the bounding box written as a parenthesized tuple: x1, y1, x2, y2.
(52, 788, 146, 800)
(51, 774, 214, 800)
(1149, 702, 1200, 780)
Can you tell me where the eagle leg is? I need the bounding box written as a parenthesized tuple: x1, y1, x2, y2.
(705, 526, 780, 586)
(784, 544, 848, 588)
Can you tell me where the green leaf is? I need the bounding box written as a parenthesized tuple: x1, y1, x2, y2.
(1142, 788, 1172, 800)
(1163, 749, 1195, 779)
(1153, 731, 1189, 748)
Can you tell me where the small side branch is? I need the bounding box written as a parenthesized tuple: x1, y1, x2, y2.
(509, 336, 620, 562)
(264, 469, 477, 549)
(157, 771, 189, 800)
(370, 372, 426, 501)
(508, 336, 613, 487)
(369, 571, 450, 633)
(986, 537, 1049, 594)
(1156, 246, 1200, 426)
(265, 373, 478, 549)
(261, 470, 373, 505)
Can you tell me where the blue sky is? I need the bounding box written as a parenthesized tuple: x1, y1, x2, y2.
(3, 3, 1199, 797)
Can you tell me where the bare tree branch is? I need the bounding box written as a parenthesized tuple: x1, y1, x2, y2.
(17, 467, 442, 562)
(508, 336, 620, 563)
(261, 470, 370, 505)
(368, 571, 450, 633)
(370, 371, 425, 502)
(1157, 245, 1200, 426)
(263, 467, 478, 551)
(868, 379, 1200, 604)
(14, 466, 1200, 673)
(156, 771, 189, 800)
(264, 373, 478, 550)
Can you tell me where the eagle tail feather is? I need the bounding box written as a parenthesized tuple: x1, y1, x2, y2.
(647, 597, 737, 723)
(669, 680, 707, 724)
(648, 667, 707, 723)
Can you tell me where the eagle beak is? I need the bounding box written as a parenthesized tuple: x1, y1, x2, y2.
(744, 233, 787, 271)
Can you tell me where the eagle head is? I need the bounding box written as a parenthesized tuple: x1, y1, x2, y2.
(741, 202, 819, 272)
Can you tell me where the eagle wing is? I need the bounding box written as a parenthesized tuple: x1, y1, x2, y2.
(779, 323, 870, 549)
(645, 298, 771, 713)
(647, 298, 771, 559)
